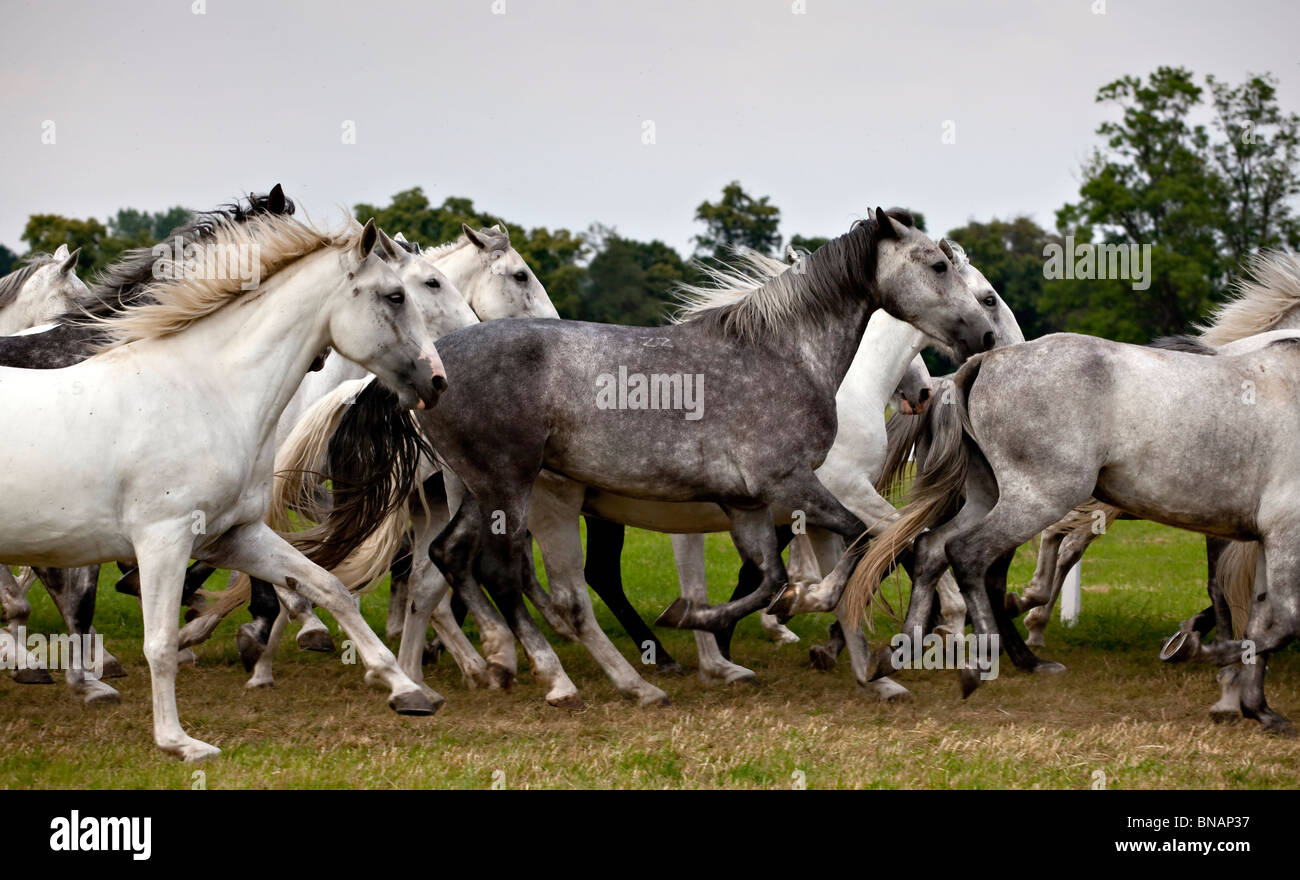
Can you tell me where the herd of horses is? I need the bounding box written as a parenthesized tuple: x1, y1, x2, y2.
(1, 184, 1298, 762)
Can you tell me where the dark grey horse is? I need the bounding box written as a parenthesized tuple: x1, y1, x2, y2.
(331, 209, 996, 708)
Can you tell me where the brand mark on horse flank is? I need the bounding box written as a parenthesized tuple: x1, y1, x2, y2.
(594, 365, 704, 421)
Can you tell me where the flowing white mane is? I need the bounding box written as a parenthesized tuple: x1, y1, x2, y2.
(1199, 250, 1300, 346)
(91, 214, 362, 352)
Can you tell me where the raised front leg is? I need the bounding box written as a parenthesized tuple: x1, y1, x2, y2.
(204, 522, 441, 719)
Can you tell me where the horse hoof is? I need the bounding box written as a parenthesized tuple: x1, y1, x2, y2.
(765, 584, 797, 622)
(100, 658, 127, 679)
(959, 667, 982, 699)
(654, 661, 685, 677)
(1159, 629, 1199, 663)
(390, 689, 443, 716)
(13, 668, 53, 685)
(84, 688, 121, 706)
(176, 648, 197, 665)
(638, 690, 671, 708)
(235, 625, 266, 672)
(547, 693, 585, 711)
(1025, 632, 1046, 649)
(1261, 717, 1297, 737)
(654, 598, 693, 629)
(486, 663, 514, 691)
(296, 628, 334, 653)
(1033, 660, 1067, 675)
(1209, 707, 1240, 724)
(1004, 591, 1027, 616)
(809, 644, 838, 671)
(177, 740, 222, 763)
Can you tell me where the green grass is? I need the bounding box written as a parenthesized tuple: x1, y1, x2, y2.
(3, 520, 1300, 789)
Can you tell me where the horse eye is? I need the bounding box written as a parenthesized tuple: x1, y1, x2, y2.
(385, 290, 405, 305)
(513, 271, 528, 283)
(983, 296, 996, 307)
(931, 261, 947, 274)
(425, 278, 441, 290)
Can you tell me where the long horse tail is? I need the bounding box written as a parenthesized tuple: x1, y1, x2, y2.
(285, 376, 432, 573)
(269, 377, 375, 531)
(1215, 540, 1258, 639)
(1042, 499, 1123, 539)
(876, 400, 931, 501)
(195, 376, 430, 619)
(842, 354, 988, 628)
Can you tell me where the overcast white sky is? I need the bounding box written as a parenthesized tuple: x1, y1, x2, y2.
(2, 0, 1298, 256)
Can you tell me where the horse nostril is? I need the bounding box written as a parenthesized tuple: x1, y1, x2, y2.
(918, 387, 930, 402)
(432, 375, 448, 393)
(982, 331, 995, 350)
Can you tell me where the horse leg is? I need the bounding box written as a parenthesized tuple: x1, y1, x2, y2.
(245, 603, 288, 689)
(34, 565, 119, 704)
(946, 493, 1080, 695)
(137, 529, 221, 761)
(386, 533, 413, 640)
(531, 480, 669, 706)
(1218, 543, 1299, 735)
(671, 533, 757, 685)
(235, 577, 281, 672)
(205, 521, 440, 715)
(399, 511, 497, 689)
(0, 565, 51, 684)
(715, 523, 797, 659)
(432, 496, 577, 708)
(584, 516, 681, 675)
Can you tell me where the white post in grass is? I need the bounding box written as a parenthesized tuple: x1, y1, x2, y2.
(1059, 560, 1082, 627)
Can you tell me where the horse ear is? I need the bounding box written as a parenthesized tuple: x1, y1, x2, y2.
(462, 222, 488, 250)
(784, 245, 799, 265)
(492, 221, 510, 242)
(53, 243, 69, 259)
(393, 232, 409, 244)
(358, 218, 378, 259)
(938, 238, 954, 261)
(873, 207, 899, 241)
(268, 183, 286, 214)
(376, 228, 404, 260)
(60, 247, 81, 274)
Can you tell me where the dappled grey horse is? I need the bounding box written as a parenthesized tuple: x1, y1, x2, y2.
(341, 209, 996, 708)
(846, 300, 1300, 734)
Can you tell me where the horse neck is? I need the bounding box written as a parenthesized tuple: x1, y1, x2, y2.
(155, 251, 339, 454)
(838, 312, 929, 405)
(1271, 306, 1300, 333)
(0, 280, 52, 335)
(787, 287, 879, 400)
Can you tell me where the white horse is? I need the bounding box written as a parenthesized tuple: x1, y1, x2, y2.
(0, 212, 445, 760)
(0, 245, 88, 336)
(185, 222, 559, 688)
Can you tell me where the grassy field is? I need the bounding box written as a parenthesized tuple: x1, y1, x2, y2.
(4, 519, 1300, 789)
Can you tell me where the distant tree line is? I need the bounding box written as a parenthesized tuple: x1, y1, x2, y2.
(8, 69, 1297, 343)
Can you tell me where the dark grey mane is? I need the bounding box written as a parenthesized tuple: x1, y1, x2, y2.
(0, 253, 57, 311)
(679, 208, 914, 344)
(69, 186, 295, 323)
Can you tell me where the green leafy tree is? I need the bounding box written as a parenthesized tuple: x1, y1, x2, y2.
(1051, 68, 1300, 341)
(21, 215, 111, 278)
(0, 243, 16, 276)
(788, 234, 829, 254)
(576, 226, 687, 325)
(693, 181, 781, 260)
